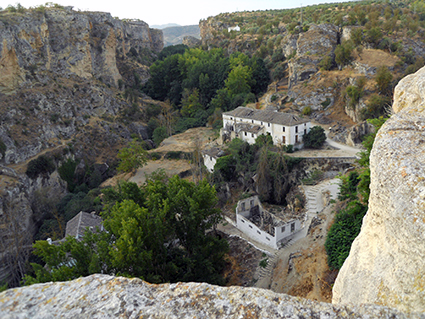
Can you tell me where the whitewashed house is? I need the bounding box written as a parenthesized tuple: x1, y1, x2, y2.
(221, 107, 311, 148)
(202, 147, 225, 173)
(228, 25, 240, 32)
(235, 196, 302, 250)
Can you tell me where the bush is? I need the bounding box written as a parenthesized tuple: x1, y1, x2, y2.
(325, 201, 367, 269)
(345, 85, 363, 108)
(375, 66, 393, 96)
(26, 155, 56, 179)
(302, 106, 312, 115)
(303, 126, 326, 149)
(165, 151, 184, 160)
(152, 126, 168, 147)
(319, 56, 333, 70)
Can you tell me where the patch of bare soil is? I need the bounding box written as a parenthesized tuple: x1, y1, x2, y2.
(222, 232, 264, 287)
(353, 48, 400, 68)
(153, 127, 218, 154)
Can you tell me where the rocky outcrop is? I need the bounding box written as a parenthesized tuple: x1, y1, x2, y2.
(288, 24, 339, 88)
(1, 274, 422, 318)
(329, 121, 375, 146)
(332, 66, 425, 312)
(182, 35, 201, 48)
(0, 7, 162, 93)
(0, 167, 67, 286)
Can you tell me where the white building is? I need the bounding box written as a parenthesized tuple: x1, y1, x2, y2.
(235, 196, 302, 250)
(202, 147, 225, 173)
(221, 107, 311, 148)
(228, 25, 240, 32)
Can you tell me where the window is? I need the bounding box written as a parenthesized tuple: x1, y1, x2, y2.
(244, 132, 247, 136)
(261, 122, 263, 125)
(266, 237, 270, 241)
(295, 126, 298, 133)
(242, 202, 245, 211)
(304, 129, 307, 135)
(291, 223, 295, 232)
(249, 225, 253, 229)
(210, 156, 212, 161)
(230, 117, 233, 120)
(257, 230, 261, 235)
(250, 200, 254, 207)
(241, 219, 245, 223)
(282, 127, 285, 132)
(251, 133, 254, 137)
(268, 123, 270, 127)
(252, 120, 254, 123)
(281, 226, 285, 233)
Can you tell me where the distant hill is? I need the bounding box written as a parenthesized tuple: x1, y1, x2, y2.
(163, 25, 201, 47)
(151, 23, 180, 29)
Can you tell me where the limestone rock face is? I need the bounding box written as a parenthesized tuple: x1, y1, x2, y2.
(289, 24, 339, 88)
(332, 66, 425, 312)
(0, 274, 422, 318)
(0, 8, 163, 93)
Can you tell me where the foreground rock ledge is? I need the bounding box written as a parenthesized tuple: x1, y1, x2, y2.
(0, 275, 423, 318)
(332, 66, 425, 312)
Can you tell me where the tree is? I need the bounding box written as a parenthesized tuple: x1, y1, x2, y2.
(375, 66, 393, 96)
(117, 140, 148, 173)
(24, 175, 228, 286)
(334, 41, 353, 70)
(303, 126, 326, 149)
(152, 126, 168, 147)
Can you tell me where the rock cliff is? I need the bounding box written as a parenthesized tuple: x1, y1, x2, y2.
(0, 274, 422, 318)
(0, 7, 162, 93)
(0, 6, 162, 287)
(332, 66, 425, 312)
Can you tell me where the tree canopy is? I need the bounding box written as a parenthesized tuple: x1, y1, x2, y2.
(143, 47, 270, 132)
(24, 174, 228, 286)
(303, 126, 327, 149)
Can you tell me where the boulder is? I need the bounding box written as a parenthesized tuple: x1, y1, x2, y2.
(333, 66, 425, 312)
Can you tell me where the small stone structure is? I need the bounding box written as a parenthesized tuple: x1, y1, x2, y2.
(202, 147, 225, 173)
(221, 107, 311, 148)
(235, 196, 302, 249)
(65, 211, 104, 240)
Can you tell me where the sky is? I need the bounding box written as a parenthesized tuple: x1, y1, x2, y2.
(12, 0, 354, 27)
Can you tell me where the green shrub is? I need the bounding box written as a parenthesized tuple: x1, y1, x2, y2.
(165, 151, 183, 160)
(302, 106, 312, 115)
(325, 201, 367, 269)
(152, 126, 168, 147)
(149, 152, 161, 160)
(319, 56, 333, 71)
(321, 98, 331, 108)
(345, 85, 363, 108)
(26, 155, 56, 179)
(303, 126, 326, 149)
(58, 158, 78, 192)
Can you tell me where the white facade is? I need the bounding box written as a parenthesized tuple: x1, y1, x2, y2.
(228, 25, 240, 32)
(203, 154, 217, 173)
(222, 107, 311, 148)
(235, 196, 302, 250)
